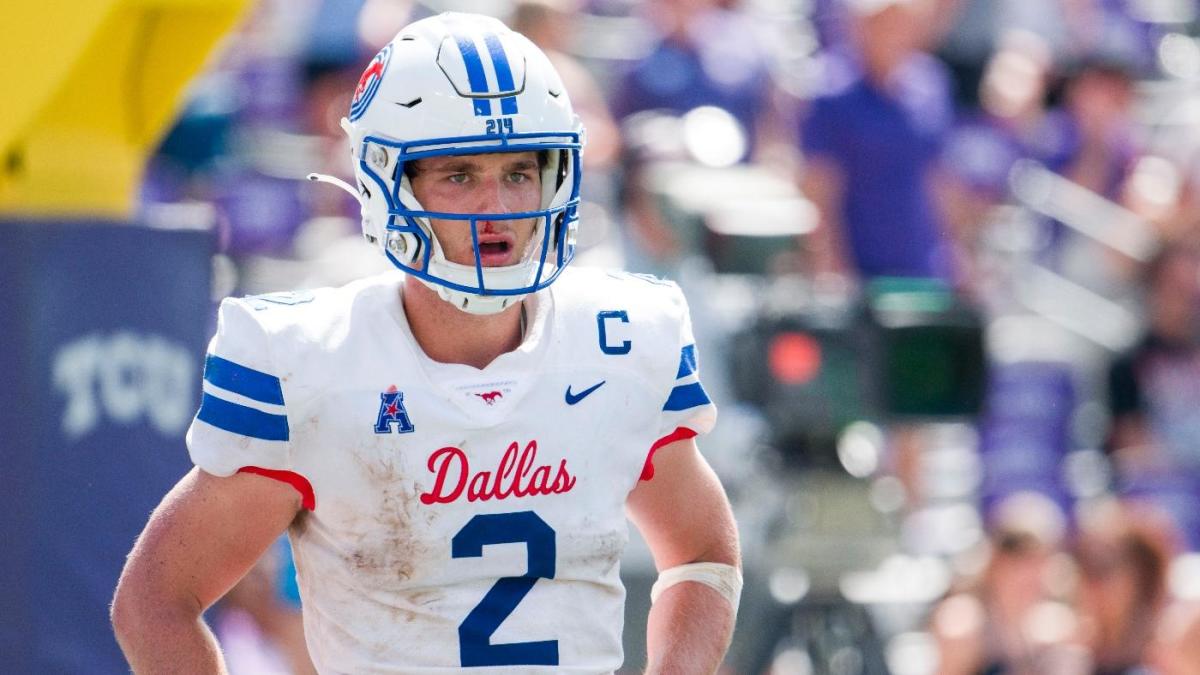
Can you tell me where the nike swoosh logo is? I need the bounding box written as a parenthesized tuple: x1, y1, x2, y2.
(565, 380, 606, 405)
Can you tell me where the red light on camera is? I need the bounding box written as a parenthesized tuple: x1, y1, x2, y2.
(769, 332, 821, 385)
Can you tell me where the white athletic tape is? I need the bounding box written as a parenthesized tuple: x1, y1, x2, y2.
(650, 562, 742, 619)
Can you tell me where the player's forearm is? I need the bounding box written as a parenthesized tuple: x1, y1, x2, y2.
(112, 599, 228, 674)
(643, 581, 736, 675)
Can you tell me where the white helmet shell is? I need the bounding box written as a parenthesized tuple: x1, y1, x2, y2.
(340, 12, 585, 314)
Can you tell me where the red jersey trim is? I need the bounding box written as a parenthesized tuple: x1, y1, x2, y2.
(640, 426, 698, 482)
(237, 466, 316, 511)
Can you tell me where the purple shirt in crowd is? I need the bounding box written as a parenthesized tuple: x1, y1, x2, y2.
(801, 52, 955, 280)
(941, 109, 1077, 201)
(612, 10, 772, 157)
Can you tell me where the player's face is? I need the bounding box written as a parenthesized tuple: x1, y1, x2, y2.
(408, 151, 542, 268)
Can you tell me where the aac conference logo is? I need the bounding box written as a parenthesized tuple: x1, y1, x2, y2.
(52, 331, 196, 440)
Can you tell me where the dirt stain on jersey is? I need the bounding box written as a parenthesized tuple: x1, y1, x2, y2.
(392, 587, 446, 624)
(342, 452, 431, 587)
(406, 588, 443, 606)
(565, 518, 626, 577)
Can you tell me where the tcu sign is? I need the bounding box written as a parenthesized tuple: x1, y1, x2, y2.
(52, 331, 196, 440)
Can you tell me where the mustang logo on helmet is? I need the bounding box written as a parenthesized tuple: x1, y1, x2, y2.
(349, 44, 392, 122)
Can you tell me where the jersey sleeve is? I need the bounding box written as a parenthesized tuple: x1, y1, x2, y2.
(186, 297, 293, 477)
(642, 286, 717, 480)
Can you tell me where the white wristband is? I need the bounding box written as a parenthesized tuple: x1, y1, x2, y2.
(650, 562, 742, 619)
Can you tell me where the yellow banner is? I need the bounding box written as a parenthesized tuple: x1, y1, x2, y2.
(0, 0, 253, 216)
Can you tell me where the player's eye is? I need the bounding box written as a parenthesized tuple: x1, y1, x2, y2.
(447, 173, 469, 184)
(508, 171, 533, 184)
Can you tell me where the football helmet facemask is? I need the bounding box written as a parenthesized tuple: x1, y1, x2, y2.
(311, 12, 584, 314)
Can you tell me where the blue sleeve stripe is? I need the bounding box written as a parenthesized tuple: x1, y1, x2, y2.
(196, 393, 290, 441)
(203, 354, 284, 405)
(662, 382, 711, 412)
(676, 344, 697, 379)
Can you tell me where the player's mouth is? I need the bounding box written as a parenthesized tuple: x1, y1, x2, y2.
(475, 232, 517, 266)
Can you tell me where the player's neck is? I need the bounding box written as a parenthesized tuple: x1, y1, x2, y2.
(401, 278, 525, 370)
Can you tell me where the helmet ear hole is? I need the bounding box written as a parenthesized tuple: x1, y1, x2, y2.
(539, 148, 574, 212)
(557, 149, 569, 188)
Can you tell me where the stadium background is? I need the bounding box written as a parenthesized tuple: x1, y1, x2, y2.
(4, 0, 1200, 672)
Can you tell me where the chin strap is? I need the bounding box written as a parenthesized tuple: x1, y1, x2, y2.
(306, 172, 364, 207)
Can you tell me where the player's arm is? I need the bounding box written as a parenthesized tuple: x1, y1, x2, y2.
(111, 467, 302, 673)
(626, 437, 741, 675)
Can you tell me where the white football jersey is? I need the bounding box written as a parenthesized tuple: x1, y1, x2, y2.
(186, 267, 717, 674)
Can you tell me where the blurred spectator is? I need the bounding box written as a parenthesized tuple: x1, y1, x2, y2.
(939, 30, 1059, 244)
(797, 0, 959, 284)
(1008, 51, 1152, 288)
(511, 0, 620, 171)
(937, 0, 1068, 109)
(929, 492, 1085, 674)
(1107, 242, 1200, 549)
(298, 0, 380, 221)
(809, 0, 854, 51)
(1072, 500, 1178, 675)
(977, 362, 1077, 530)
(1126, 153, 1195, 248)
(217, 539, 316, 675)
(818, 0, 961, 56)
(610, 0, 779, 162)
(1152, 597, 1200, 675)
(353, 0, 417, 55)
(1108, 243, 1200, 464)
(1051, 55, 1140, 205)
(937, 0, 1161, 109)
(1058, 0, 1164, 79)
(303, 0, 368, 70)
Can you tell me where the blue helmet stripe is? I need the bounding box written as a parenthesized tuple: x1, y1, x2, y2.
(203, 354, 285, 405)
(483, 32, 519, 115)
(452, 33, 492, 116)
(196, 393, 290, 441)
(662, 382, 711, 412)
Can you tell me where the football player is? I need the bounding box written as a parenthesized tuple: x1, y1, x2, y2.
(112, 12, 740, 674)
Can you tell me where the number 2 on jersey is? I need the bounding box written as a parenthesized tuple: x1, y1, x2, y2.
(452, 511, 559, 667)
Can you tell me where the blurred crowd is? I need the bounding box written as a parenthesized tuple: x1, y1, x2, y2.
(142, 0, 1200, 672)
